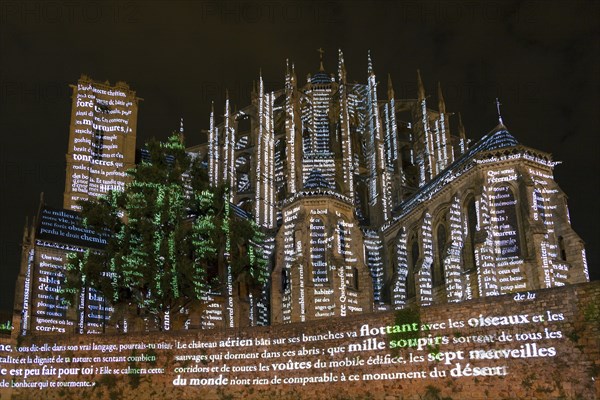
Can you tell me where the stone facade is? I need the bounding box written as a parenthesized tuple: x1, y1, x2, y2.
(11, 53, 590, 335)
(63, 75, 139, 212)
(200, 51, 589, 324)
(271, 196, 373, 324)
(11, 206, 112, 339)
(2, 282, 598, 400)
(382, 127, 589, 309)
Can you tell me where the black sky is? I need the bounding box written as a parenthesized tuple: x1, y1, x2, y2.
(1, 0, 598, 313)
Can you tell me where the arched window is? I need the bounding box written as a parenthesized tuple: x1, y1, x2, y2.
(392, 229, 408, 306)
(435, 224, 447, 287)
(355, 181, 368, 224)
(534, 189, 546, 224)
(407, 232, 419, 298)
(236, 117, 251, 134)
(338, 221, 346, 258)
(302, 128, 311, 154)
(400, 145, 412, 168)
(464, 196, 477, 270)
(558, 236, 567, 261)
(281, 268, 289, 292)
(310, 217, 327, 283)
(351, 266, 359, 290)
(493, 186, 521, 258)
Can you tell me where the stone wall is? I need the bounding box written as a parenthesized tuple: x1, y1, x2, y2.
(2, 282, 599, 400)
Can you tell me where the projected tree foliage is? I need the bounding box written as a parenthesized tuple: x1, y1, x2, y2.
(62, 133, 268, 330)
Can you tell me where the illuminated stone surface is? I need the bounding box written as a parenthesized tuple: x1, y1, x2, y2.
(199, 53, 588, 323)
(2, 282, 598, 399)
(12, 55, 589, 337)
(63, 75, 139, 212)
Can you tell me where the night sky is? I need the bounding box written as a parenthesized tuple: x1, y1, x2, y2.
(1, 1, 598, 313)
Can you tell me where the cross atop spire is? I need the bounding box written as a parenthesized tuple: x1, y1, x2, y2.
(495, 98, 504, 125)
(338, 49, 347, 83)
(317, 48, 325, 71)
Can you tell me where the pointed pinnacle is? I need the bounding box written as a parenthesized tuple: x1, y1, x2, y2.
(417, 69, 426, 101)
(388, 74, 395, 100)
(458, 112, 466, 139)
(338, 49, 346, 83)
(22, 216, 29, 242)
(437, 82, 446, 114)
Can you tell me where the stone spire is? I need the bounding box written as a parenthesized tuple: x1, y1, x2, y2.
(22, 216, 29, 243)
(338, 49, 347, 83)
(417, 69, 426, 102)
(457, 111, 468, 154)
(437, 82, 446, 114)
(317, 48, 325, 72)
(458, 112, 466, 138)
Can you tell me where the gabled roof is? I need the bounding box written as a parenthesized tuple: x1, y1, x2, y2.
(470, 123, 519, 152)
(382, 124, 522, 231)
